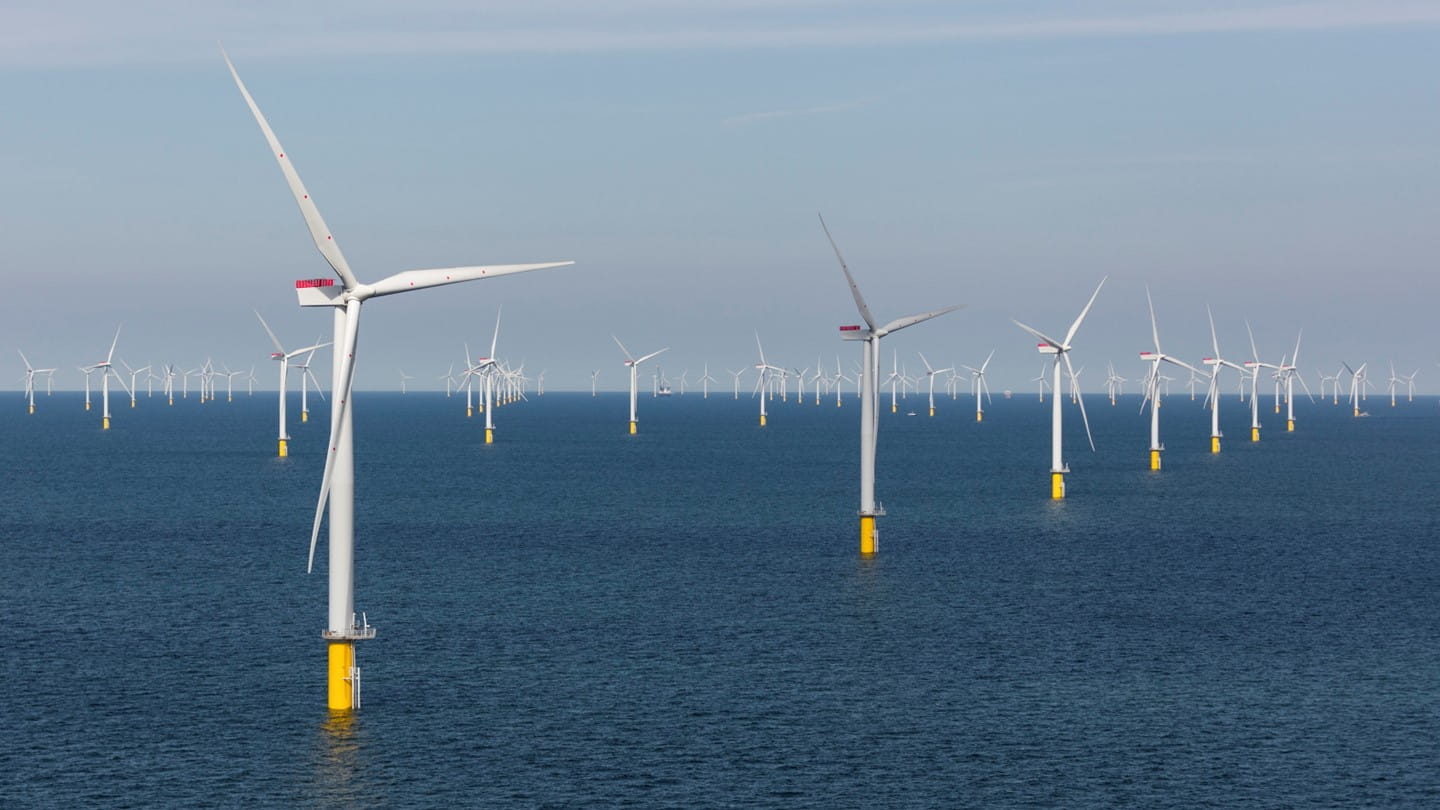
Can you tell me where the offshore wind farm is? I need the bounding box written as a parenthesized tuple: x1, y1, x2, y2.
(4, 3, 1440, 807)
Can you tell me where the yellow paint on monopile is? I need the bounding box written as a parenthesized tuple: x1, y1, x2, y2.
(466, 406, 473, 418)
(29, 404, 34, 414)
(485, 428, 493, 444)
(103, 417, 110, 430)
(1287, 419, 1294, 432)
(929, 407, 934, 417)
(859, 516, 876, 556)
(976, 411, 983, 423)
(131, 400, 135, 408)
(891, 403, 897, 413)
(629, 421, 637, 435)
(1211, 436, 1221, 454)
(1051, 472, 1065, 500)
(86, 401, 91, 411)
(1251, 427, 1260, 442)
(327, 641, 355, 711)
(759, 414, 766, 427)
(278, 439, 288, 457)
(302, 411, 308, 423)
(1150, 450, 1161, 471)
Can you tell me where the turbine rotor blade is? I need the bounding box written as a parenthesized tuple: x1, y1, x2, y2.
(1064, 353, 1096, 452)
(879, 304, 962, 336)
(1063, 277, 1107, 346)
(308, 298, 362, 573)
(818, 214, 876, 331)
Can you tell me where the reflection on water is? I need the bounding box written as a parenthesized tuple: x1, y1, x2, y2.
(313, 712, 374, 807)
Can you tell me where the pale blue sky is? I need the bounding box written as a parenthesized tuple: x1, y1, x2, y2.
(3, 2, 1438, 392)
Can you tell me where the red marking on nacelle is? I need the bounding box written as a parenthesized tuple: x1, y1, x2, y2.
(839, 325, 861, 331)
(296, 278, 335, 288)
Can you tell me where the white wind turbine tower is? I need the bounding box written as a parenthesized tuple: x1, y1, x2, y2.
(1013, 278, 1105, 500)
(1138, 287, 1203, 471)
(294, 349, 327, 423)
(1402, 369, 1418, 402)
(962, 350, 995, 422)
(122, 361, 151, 408)
(226, 51, 572, 712)
(590, 369, 600, 397)
(1242, 321, 1277, 443)
(614, 336, 666, 434)
(256, 311, 330, 457)
(917, 353, 953, 418)
(221, 365, 244, 402)
(698, 363, 716, 399)
(727, 368, 744, 399)
(87, 326, 131, 430)
(822, 215, 959, 555)
(1387, 362, 1401, 408)
(399, 370, 414, 394)
(478, 309, 502, 444)
(752, 333, 785, 427)
(833, 356, 851, 407)
(79, 366, 95, 411)
(1032, 364, 1049, 402)
(1343, 362, 1368, 417)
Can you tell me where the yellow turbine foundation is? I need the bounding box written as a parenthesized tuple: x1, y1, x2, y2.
(327, 641, 356, 712)
(1251, 427, 1260, 442)
(929, 407, 935, 417)
(85, 401, 91, 411)
(1353, 407, 1360, 417)
(29, 404, 34, 414)
(629, 420, 637, 435)
(131, 400, 135, 408)
(278, 438, 288, 457)
(485, 428, 494, 444)
(1211, 436, 1221, 454)
(466, 406, 473, 418)
(976, 411, 983, 423)
(1150, 449, 1162, 471)
(860, 515, 877, 556)
(168, 396, 174, 406)
(302, 411, 308, 423)
(1287, 419, 1294, 432)
(759, 413, 766, 427)
(891, 403, 897, 413)
(1275, 404, 1280, 413)
(1051, 472, 1065, 500)
(103, 416, 110, 430)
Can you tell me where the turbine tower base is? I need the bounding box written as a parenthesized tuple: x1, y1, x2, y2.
(860, 515, 877, 556)
(1150, 449, 1161, 471)
(328, 640, 356, 711)
(1287, 419, 1294, 432)
(278, 439, 288, 457)
(1251, 427, 1260, 442)
(759, 414, 766, 427)
(976, 411, 983, 423)
(86, 402, 91, 411)
(1211, 436, 1221, 454)
(102, 416, 110, 430)
(302, 411, 308, 423)
(485, 428, 494, 444)
(629, 420, 637, 435)
(1051, 472, 1065, 500)
(466, 406, 473, 418)
(929, 407, 935, 417)
(29, 404, 34, 414)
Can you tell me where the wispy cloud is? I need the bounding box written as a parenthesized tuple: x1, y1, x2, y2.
(723, 100, 872, 126)
(3, 1, 1439, 68)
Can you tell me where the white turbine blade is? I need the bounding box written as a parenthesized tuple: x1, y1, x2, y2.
(1063, 276, 1107, 347)
(1064, 353, 1096, 452)
(105, 325, 122, 365)
(612, 336, 634, 362)
(254, 310, 287, 354)
(308, 299, 362, 573)
(367, 262, 573, 298)
(18, 349, 32, 371)
(818, 214, 876, 331)
(755, 332, 768, 366)
(489, 306, 503, 360)
(637, 348, 669, 365)
(1162, 355, 1203, 376)
(879, 304, 962, 336)
(1295, 372, 1315, 402)
(223, 49, 360, 291)
(918, 352, 934, 374)
(1245, 319, 1260, 362)
(1013, 319, 1063, 350)
(1146, 285, 1161, 354)
(980, 349, 994, 373)
(286, 341, 332, 360)
(1291, 329, 1303, 368)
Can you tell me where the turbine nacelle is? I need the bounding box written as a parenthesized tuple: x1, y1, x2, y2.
(838, 325, 870, 341)
(1037, 344, 1060, 355)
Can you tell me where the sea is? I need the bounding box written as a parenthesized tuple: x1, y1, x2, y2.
(2, 388, 1437, 807)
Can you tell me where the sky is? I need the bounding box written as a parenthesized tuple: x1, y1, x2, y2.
(3, 1, 1438, 393)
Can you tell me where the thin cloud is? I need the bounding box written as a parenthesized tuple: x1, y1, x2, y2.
(2, 2, 1440, 68)
(723, 100, 872, 126)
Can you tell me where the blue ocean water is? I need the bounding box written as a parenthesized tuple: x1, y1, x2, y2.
(2, 389, 1438, 807)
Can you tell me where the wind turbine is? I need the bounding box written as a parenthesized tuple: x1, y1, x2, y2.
(822, 215, 959, 555)
(1243, 321, 1277, 442)
(294, 347, 327, 423)
(590, 369, 600, 397)
(88, 326, 131, 430)
(1201, 306, 1247, 454)
(1279, 331, 1312, 431)
(478, 308, 502, 444)
(1343, 362, 1368, 417)
(614, 336, 666, 434)
(698, 363, 716, 399)
(727, 368, 744, 399)
(917, 353, 953, 417)
(962, 350, 994, 422)
(18, 351, 55, 414)
(256, 311, 330, 457)
(1013, 278, 1105, 499)
(399, 370, 414, 394)
(1138, 287, 1203, 470)
(226, 51, 572, 712)
(752, 333, 785, 427)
